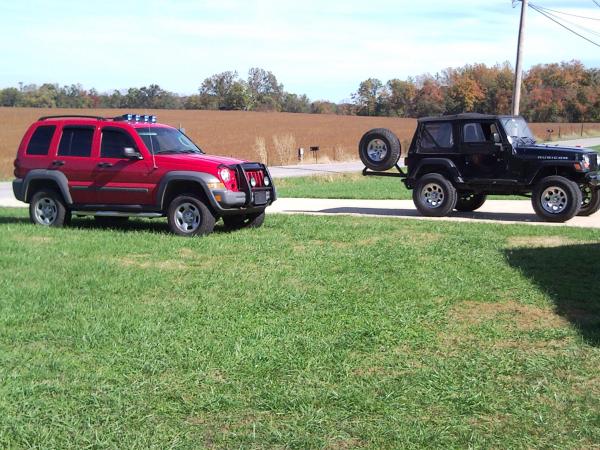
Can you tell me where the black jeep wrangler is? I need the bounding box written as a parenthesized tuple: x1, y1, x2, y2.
(358, 113, 599, 222)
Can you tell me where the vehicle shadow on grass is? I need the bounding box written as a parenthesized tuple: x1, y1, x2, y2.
(0, 216, 30, 225)
(68, 218, 234, 235)
(290, 207, 544, 223)
(505, 243, 600, 346)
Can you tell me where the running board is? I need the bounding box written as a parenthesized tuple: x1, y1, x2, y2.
(72, 211, 163, 218)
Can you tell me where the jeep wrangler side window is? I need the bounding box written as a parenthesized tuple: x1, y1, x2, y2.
(26, 125, 56, 155)
(463, 122, 497, 143)
(101, 128, 137, 158)
(420, 122, 454, 151)
(58, 127, 94, 157)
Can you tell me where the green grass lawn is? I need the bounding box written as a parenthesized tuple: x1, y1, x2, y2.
(0, 209, 599, 448)
(590, 144, 600, 151)
(276, 173, 526, 200)
(276, 172, 410, 199)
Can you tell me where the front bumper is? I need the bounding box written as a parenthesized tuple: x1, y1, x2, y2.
(211, 188, 275, 212)
(586, 172, 600, 187)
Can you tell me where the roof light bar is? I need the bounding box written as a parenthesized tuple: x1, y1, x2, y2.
(114, 113, 157, 123)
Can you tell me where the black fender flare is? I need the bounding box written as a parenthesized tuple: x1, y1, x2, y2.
(22, 170, 73, 204)
(156, 171, 222, 210)
(409, 158, 464, 184)
(526, 161, 578, 185)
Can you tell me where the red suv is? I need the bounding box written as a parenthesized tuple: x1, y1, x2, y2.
(12, 114, 276, 236)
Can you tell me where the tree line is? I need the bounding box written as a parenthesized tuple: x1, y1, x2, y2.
(1, 61, 598, 122)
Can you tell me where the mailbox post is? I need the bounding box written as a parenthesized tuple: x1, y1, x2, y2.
(310, 146, 319, 163)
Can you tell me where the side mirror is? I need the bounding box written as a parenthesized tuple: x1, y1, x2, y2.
(492, 132, 501, 144)
(123, 147, 142, 160)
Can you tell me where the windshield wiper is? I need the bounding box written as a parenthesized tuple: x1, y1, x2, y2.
(154, 149, 179, 154)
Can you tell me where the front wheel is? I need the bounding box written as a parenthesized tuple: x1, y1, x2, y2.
(532, 176, 582, 222)
(167, 194, 216, 237)
(577, 184, 600, 216)
(223, 211, 266, 230)
(455, 192, 487, 212)
(29, 189, 70, 227)
(413, 173, 457, 217)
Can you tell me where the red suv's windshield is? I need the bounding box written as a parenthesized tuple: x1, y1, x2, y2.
(136, 128, 204, 155)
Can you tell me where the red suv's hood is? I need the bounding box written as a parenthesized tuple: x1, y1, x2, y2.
(155, 153, 247, 167)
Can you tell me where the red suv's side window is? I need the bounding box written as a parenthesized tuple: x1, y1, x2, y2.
(100, 128, 137, 159)
(58, 126, 94, 157)
(26, 125, 56, 156)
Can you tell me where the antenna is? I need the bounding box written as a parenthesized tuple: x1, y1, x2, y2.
(141, 106, 157, 170)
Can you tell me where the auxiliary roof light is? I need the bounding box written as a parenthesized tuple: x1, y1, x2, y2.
(116, 114, 157, 123)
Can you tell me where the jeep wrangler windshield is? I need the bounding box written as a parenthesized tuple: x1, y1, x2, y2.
(500, 116, 536, 146)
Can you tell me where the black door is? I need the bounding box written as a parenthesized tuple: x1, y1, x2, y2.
(459, 121, 508, 179)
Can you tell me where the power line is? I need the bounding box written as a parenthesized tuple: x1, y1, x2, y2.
(534, 5, 600, 38)
(529, 3, 600, 48)
(535, 5, 600, 21)
(593, 0, 600, 8)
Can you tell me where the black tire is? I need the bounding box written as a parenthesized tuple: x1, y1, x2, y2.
(29, 189, 69, 227)
(412, 173, 457, 217)
(455, 192, 487, 212)
(577, 184, 600, 216)
(223, 211, 266, 230)
(358, 128, 401, 171)
(167, 194, 216, 237)
(532, 176, 582, 222)
(94, 216, 130, 227)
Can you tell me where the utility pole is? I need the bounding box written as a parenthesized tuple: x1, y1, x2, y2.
(512, 0, 528, 116)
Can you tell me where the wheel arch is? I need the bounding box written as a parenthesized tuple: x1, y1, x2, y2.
(410, 158, 463, 184)
(528, 163, 583, 186)
(23, 170, 72, 204)
(157, 171, 220, 213)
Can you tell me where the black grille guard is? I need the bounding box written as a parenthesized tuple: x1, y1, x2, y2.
(233, 163, 277, 206)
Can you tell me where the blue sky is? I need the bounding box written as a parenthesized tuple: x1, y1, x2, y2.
(1, 0, 599, 102)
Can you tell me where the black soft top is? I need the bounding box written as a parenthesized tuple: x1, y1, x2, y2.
(418, 113, 520, 123)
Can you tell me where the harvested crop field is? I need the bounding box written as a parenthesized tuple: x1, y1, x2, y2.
(1, 107, 598, 179)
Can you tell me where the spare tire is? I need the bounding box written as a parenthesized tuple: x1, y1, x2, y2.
(358, 128, 401, 171)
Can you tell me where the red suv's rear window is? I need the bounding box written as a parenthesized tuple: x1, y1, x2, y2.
(26, 125, 56, 155)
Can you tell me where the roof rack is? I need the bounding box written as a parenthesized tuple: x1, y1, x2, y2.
(38, 115, 107, 121)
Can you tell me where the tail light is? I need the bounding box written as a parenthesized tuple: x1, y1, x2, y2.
(13, 158, 20, 178)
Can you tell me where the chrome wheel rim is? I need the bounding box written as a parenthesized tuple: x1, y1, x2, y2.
(541, 186, 568, 214)
(174, 202, 201, 233)
(421, 183, 445, 208)
(34, 197, 58, 225)
(367, 139, 388, 162)
(580, 184, 592, 209)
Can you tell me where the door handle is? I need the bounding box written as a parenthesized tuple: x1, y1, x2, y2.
(97, 162, 113, 168)
(51, 160, 65, 167)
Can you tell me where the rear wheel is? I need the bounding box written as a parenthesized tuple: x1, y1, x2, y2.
(413, 173, 457, 217)
(223, 211, 266, 230)
(577, 184, 600, 216)
(358, 128, 401, 171)
(455, 192, 487, 212)
(532, 176, 582, 222)
(29, 189, 70, 227)
(167, 194, 215, 236)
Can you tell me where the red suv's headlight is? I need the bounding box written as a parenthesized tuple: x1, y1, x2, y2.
(217, 166, 237, 190)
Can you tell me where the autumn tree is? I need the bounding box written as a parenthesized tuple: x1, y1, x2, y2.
(353, 78, 384, 116)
